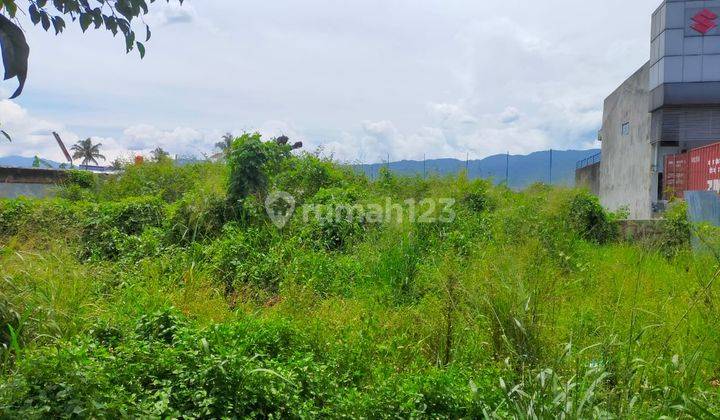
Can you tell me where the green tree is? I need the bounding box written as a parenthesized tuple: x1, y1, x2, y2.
(227, 133, 270, 205)
(71, 138, 106, 166)
(215, 133, 234, 155)
(31, 155, 52, 168)
(0, 0, 185, 99)
(150, 147, 170, 162)
(226, 133, 302, 206)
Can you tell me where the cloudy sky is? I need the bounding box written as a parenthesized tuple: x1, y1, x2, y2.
(0, 0, 659, 163)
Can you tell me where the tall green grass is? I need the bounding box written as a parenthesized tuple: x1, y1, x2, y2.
(0, 147, 717, 417)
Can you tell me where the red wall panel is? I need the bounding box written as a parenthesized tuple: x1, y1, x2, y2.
(664, 153, 689, 199)
(688, 143, 720, 194)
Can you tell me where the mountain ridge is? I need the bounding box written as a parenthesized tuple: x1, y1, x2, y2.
(354, 149, 600, 189)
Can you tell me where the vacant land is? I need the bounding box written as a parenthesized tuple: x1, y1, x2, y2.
(0, 135, 718, 418)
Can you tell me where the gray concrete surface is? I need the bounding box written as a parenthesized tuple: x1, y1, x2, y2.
(0, 167, 67, 199)
(0, 183, 56, 199)
(575, 162, 601, 196)
(600, 64, 655, 220)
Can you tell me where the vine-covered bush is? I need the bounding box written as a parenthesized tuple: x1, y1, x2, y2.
(302, 187, 368, 251)
(98, 161, 204, 203)
(461, 179, 497, 213)
(204, 225, 288, 293)
(167, 188, 231, 244)
(0, 198, 77, 238)
(660, 200, 691, 257)
(65, 169, 97, 189)
(565, 191, 619, 244)
(0, 313, 501, 418)
(80, 196, 166, 260)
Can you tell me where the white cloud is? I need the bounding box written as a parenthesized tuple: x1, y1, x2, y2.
(0, 100, 74, 162)
(121, 124, 209, 156)
(145, 0, 198, 27)
(1, 0, 657, 164)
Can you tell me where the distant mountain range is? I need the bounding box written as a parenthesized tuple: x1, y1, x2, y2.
(2, 149, 601, 189)
(355, 149, 600, 189)
(0, 156, 62, 169)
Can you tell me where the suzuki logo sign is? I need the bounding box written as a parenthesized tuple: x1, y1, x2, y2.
(691, 9, 718, 35)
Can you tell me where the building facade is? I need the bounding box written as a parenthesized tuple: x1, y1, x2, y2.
(600, 0, 720, 219)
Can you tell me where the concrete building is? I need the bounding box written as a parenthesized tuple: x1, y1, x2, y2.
(0, 167, 68, 199)
(598, 0, 720, 219)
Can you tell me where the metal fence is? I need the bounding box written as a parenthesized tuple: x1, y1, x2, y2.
(576, 152, 601, 170)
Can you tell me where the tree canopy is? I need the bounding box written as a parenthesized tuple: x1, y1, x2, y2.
(0, 0, 184, 99)
(71, 137, 106, 166)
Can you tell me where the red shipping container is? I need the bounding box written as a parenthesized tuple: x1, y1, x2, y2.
(688, 142, 720, 194)
(664, 153, 689, 199)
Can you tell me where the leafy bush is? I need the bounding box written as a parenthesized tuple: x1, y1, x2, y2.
(227, 133, 271, 205)
(0, 198, 77, 238)
(65, 169, 97, 189)
(565, 191, 618, 244)
(660, 200, 691, 257)
(167, 188, 231, 244)
(135, 308, 185, 343)
(0, 314, 504, 418)
(274, 152, 350, 200)
(301, 187, 368, 251)
(80, 196, 166, 260)
(204, 225, 287, 293)
(98, 161, 205, 203)
(226, 133, 296, 206)
(461, 179, 497, 213)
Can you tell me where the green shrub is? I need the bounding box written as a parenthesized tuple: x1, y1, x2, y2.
(226, 133, 296, 206)
(98, 161, 205, 203)
(227, 133, 271, 205)
(461, 179, 496, 213)
(135, 308, 185, 343)
(301, 187, 368, 251)
(565, 191, 618, 244)
(204, 225, 287, 293)
(65, 169, 97, 189)
(167, 189, 231, 244)
(80, 196, 166, 260)
(0, 314, 503, 418)
(274, 153, 349, 200)
(0, 198, 77, 238)
(660, 200, 691, 257)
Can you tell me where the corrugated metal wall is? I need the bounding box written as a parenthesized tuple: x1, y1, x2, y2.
(652, 106, 720, 143)
(664, 141, 720, 198)
(665, 153, 689, 198)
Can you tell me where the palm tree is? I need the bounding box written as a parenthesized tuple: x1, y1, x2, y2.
(71, 138, 106, 166)
(215, 132, 234, 154)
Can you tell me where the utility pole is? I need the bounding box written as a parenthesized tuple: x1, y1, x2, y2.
(423, 154, 426, 179)
(549, 149, 553, 185)
(505, 152, 510, 185)
(465, 152, 469, 174)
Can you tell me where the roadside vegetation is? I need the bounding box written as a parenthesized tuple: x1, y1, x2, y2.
(0, 133, 718, 418)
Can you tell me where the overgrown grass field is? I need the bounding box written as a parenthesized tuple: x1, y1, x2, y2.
(0, 134, 718, 418)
